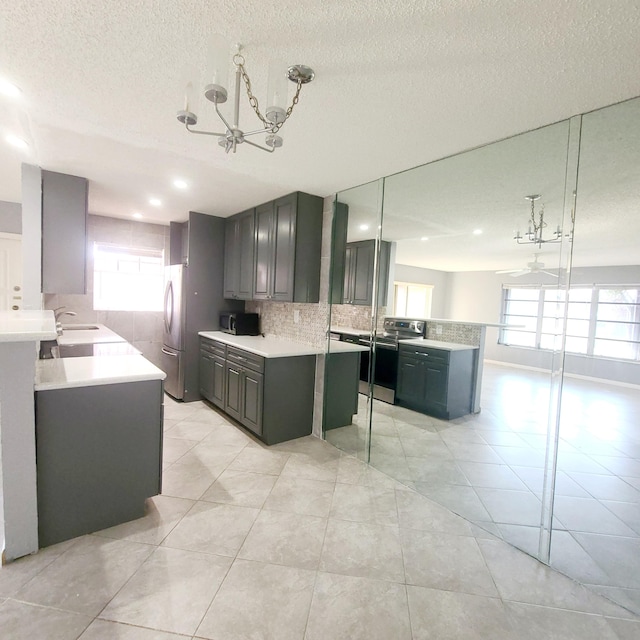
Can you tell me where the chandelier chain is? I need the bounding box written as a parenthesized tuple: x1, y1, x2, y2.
(238, 62, 303, 133)
(529, 197, 546, 234)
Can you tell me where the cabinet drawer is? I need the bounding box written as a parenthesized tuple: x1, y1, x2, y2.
(400, 346, 449, 366)
(200, 338, 226, 358)
(226, 346, 265, 374)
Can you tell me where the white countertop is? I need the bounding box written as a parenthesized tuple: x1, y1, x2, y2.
(330, 326, 369, 337)
(58, 323, 128, 345)
(328, 340, 369, 353)
(400, 338, 479, 351)
(35, 354, 166, 391)
(199, 331, 322, 358)
(0, 310, 57, 342)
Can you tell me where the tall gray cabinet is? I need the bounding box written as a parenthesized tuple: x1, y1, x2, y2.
(41, 170, 88, 294)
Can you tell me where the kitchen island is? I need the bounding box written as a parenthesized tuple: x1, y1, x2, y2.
(34, 324, 166, 547)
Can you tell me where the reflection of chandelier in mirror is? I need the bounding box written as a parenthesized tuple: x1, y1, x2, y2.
(514, 194, 568, 248)
(176, 39, 314, 154)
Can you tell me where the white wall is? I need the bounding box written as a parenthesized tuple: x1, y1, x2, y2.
(394, 263, 451, 318)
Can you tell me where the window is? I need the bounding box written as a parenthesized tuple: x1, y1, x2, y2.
(393, 282, 433, 317)
(93, 243, 164, 311)
(500, 284, 640, 361)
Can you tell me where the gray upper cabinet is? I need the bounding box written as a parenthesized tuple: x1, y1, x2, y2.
(41, 170, 88, 294)
(253, 192, 323, 303)
(224, 208, 255, 300)
(342, 239, 391, 306)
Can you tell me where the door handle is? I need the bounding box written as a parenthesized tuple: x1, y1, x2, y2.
(161, 348, 178, 357)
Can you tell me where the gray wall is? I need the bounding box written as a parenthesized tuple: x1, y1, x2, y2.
(44, 214, 170, 369)
(394, 263, 452, 319)
(395, 264, 458, 320)
(0, 201, 21, 234)
(447, 265, 640, 385)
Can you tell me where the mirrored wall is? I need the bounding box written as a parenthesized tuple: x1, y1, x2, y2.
(323, 96, 640, 614)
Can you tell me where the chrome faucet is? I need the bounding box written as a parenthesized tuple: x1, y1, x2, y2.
(52, 306, 77, 335)
(53, 306, 77, 321)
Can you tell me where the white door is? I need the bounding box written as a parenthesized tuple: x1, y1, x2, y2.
(0, 233, 23, 311)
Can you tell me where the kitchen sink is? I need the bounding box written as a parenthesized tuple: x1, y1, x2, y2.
(61, 324, 100, 330)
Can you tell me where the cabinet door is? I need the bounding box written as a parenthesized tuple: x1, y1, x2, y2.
(223, 217, 239, 298)
(351, 241, 375, 306)
(41, 170, 88, 294)
(242, 370, 263, 435)
(342, 245, 354, 304)
(225, 364, 243, 421)
(424, 362, 449, 411)
(237, 209, 256, 299)
(271, 193, 296, 301)
(199, 351, 214, 401)
(254, 202, 274, 300)
(211, 355, 226, 409)
(396, 356, 425, 406)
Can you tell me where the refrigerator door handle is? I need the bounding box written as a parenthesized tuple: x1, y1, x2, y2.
(164, 280, 174, 334)
(161, 347, 178, 357)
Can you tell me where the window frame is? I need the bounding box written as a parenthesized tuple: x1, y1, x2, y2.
(499, 283, 640, 362)
(93, 242, 165, 312)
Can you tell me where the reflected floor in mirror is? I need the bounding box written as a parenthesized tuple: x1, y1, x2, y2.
(1, 392, 638, 639)
(325, 361, 640, 615)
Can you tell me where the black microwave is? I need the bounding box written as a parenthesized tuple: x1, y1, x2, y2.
(219, 312, 260, 336)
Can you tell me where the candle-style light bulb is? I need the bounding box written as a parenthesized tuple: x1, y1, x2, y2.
(266, 60, 287, 125)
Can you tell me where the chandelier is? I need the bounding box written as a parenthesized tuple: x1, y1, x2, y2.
(513, 195, 565, 248)
(176, 42, 314, 154)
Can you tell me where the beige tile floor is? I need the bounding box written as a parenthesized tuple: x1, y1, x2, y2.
(326, 361, 640, 616)
(0, 395, 638, 639)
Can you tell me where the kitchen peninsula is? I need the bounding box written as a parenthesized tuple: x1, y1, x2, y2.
(0, 313, 166, 561)
(34, 323, 166, 547)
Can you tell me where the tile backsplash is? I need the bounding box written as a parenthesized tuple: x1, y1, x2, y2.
(425, 321, 482, 346)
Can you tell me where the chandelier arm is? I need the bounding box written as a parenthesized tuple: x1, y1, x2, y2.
(185, 124, 226, 137)
(242, 127, 276, 138)
(213, 101, 234, 133)
(243, 138, 275, 153)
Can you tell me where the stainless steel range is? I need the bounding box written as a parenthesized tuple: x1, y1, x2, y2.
(358, 317, 426, 404)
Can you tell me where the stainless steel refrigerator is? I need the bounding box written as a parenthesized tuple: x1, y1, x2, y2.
(162, 263, 187, 399)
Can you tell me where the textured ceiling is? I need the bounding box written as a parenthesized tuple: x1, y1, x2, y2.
(1, 1, 639, 271)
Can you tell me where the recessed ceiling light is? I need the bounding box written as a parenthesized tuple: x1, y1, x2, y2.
(132, 212, 143, 219)
(0, 78, 21, 99)
(5, 133, 28, 150)
(359, 224, 369, 231)
(173, 179, 188, 189)
(149, 198, 162, 206)
(473, 229, 483, 235)
(421, 236, 429, 241)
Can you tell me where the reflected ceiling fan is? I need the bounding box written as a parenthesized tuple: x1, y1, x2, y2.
(496, 253, 559, 278)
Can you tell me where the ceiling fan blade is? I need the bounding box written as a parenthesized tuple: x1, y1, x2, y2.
(541, 270, 560, 278)
(497, 268, 530, 277)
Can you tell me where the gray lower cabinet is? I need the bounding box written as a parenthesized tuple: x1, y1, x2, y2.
(35, 379, 164, 547)
(200, 338, 226, 408)
(200, 337, 315, 444)
(324, 350, 360, 430)
(396, 344, 476, 420)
